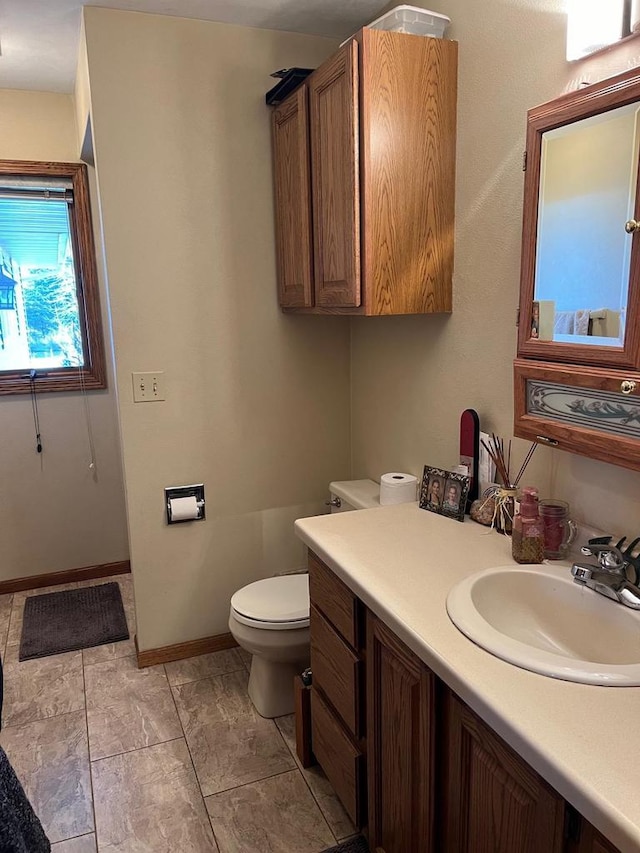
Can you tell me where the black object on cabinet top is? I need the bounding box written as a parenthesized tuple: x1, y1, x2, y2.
(266, 68, 314, 106)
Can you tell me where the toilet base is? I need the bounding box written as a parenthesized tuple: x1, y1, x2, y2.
(228, 610, 310, 719)
(248, 655, 309, 718)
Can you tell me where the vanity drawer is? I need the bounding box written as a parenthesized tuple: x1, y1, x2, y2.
(309, 551, 360, 649)
(310, 605, 363, 738)
(311, 688, 365, 827)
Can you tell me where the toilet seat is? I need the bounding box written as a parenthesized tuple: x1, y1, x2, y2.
(230, 574, 309, 631)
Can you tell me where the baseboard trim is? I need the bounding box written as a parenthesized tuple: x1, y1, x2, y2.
(136, 632, 238, 668)
(0, 560, 131, 596)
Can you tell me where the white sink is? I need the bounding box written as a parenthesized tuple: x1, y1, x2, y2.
(447, 564, 640, 686)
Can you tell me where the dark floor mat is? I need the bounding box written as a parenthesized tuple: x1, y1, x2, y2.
(322, 837, 369, 853)
(19, 582, 129, 661)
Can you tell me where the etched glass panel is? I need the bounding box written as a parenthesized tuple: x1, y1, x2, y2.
(527, 380, 640, 438)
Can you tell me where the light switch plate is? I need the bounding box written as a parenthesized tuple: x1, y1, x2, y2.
(132, 371, 165, 402)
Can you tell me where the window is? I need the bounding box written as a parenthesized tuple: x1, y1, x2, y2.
(0, 161, 106, 394)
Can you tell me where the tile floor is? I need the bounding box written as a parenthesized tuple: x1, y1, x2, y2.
(0, 574, 356, 852)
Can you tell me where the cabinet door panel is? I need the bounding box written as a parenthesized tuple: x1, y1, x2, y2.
(272, 86, 313, 307)
(367, 612, 435, 853)
(309, 40, 361, 308)
(360, 29, 457, 315)
(444, 692, 565, 853)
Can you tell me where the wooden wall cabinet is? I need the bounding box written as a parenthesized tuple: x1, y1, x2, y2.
(514, 68, 640, 471)
(271, 30, 458, 315)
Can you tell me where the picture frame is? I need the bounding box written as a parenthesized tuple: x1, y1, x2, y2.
(419, 465, 470, 523)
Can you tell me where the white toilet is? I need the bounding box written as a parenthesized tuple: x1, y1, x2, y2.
(229, 479, 380, 718)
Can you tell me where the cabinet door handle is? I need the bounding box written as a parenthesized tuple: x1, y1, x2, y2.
(621, 379, 637, 395)
(625, 219, 640, 233)
(536, 435, 559, 446)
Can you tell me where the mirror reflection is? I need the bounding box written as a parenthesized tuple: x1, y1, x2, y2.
(533, 101, 640, 347)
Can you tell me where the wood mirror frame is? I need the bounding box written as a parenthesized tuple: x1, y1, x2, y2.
(517, 68, 640, 371)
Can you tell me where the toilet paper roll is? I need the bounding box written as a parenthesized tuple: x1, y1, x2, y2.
(379, 472, 418, 506)
(169, 495, 200, 521)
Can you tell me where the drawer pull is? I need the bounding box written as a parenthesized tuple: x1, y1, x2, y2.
(536, 435, 559, 446)
(621, 379, 637, 395)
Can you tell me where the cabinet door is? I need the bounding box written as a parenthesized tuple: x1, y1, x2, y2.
(567, 813, 620, 853)
(517, 69, 640, 372)
(513, 358, 640, 471)
(367, 612, 435, 853)
(444, 691, 565, 853)
(309, 40, 361, 308)
(271, 86, 313, 308)
(359, 29, 457, 315)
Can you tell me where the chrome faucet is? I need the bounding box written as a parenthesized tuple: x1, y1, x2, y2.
(571, 544, 640, 610)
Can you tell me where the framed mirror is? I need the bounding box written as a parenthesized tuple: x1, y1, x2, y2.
(517, 69, 640, 370)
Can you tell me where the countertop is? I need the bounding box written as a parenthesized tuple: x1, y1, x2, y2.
(295, 502, 640, 852)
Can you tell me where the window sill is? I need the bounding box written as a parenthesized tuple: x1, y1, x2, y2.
(569, 29, 640, 63)
(0, 368, 106, 395)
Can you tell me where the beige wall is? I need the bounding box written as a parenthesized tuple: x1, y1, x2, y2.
(82, 8, 349, 650)
(0, 90, 77, 161)
(351, 1, 640, 536)
(74, 26, 92, 162)
(81, 3, 640, 651)
(0, 89, 129, 579)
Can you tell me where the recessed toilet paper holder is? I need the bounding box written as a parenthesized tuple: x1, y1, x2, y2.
(165, 484, 205, 524)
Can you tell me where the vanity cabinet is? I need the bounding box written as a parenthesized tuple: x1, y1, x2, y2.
(514, 68, 640, 471)
(270, 29, 457, 315)
(306, 550, 623, 853)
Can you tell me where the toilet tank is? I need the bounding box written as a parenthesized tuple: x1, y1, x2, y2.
(329, 479, 380, 512)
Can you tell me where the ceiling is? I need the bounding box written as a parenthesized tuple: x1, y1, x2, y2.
(0, 0, 387, 94)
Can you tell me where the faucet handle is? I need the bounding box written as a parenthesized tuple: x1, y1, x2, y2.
(580, 544, 627, 573)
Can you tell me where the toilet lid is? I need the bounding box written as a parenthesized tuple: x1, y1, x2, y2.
(231, 574, 309, 624)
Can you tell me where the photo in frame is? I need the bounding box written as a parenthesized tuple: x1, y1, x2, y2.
(419, 465, 470, 523)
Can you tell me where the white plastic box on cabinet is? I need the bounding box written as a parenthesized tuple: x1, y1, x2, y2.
(367, 5, 450, 37)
